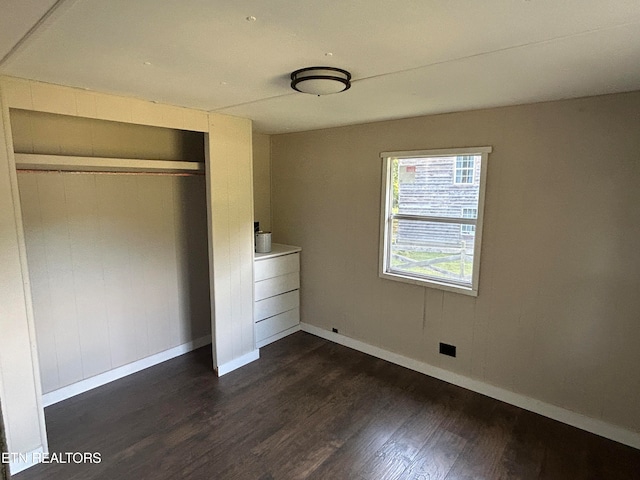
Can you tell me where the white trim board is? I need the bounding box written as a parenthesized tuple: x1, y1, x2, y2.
(42, 335, 212, 407)
(300, 323, 640, 450)
(14, 153, 204, 174)
(217, 349, 260, 376)
(8, 445, 44, 476)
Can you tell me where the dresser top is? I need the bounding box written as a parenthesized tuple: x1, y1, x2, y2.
(254, 243, 302, 261)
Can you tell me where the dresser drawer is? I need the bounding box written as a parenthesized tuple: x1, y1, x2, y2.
(255, 308, 300, 343)
(255, 272, 300, 301)
(254, 290, 299, 322)
(254, 253, 299, 282)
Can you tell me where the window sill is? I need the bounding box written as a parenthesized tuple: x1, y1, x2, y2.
(379, 270, 479, 297)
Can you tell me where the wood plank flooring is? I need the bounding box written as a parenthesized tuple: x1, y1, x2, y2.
(15, 332, 640, 479)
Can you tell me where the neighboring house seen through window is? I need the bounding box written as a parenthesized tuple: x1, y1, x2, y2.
(454, 155, 475, 184)
(461, 208, 477, 235)
(379, 147, 491, 296)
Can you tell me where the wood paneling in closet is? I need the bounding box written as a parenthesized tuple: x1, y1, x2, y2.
(17, 172, 210, 394)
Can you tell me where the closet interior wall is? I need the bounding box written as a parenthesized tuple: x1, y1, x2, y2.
(11, 110, 211, 396)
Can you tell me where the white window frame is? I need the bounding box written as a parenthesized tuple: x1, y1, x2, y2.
(378, 146, 491, 296)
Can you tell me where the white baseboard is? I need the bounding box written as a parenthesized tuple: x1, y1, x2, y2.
(217, 349, 260, 376)
(42, 335, 212, 407)
(8, 445, 44, 476)
(256, 324, 301, 349)
(300, 323, 640, 450)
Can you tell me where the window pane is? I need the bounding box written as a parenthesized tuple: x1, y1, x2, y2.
(393, 156, 480, 218)
(389, 218, 475, 286)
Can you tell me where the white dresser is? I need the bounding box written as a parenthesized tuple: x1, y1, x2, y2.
(254, 243, 302, 348)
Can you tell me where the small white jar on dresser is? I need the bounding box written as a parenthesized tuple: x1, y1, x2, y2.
(254, 243, 302, 348)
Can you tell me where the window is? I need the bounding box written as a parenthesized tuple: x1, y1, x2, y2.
(461, 208, 477, 235)
(454, 155, 475, 184)
(379, 147, 491, 296)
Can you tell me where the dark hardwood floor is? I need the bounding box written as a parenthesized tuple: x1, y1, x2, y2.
(15, 332, 640, 479)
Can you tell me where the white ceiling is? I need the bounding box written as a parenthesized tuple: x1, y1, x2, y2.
(1, 0, 640, 134)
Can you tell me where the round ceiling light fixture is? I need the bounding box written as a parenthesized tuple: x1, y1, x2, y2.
(290, 66, 351, 96)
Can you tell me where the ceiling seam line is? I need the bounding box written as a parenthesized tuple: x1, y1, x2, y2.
(212, 18, 640, 114)
(349, 18, 640, 84)
(0, 0, 77, 69)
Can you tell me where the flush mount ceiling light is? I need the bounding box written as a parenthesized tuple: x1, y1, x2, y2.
(290, 66, 351, 96)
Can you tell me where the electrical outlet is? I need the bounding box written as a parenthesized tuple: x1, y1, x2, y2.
(439, 342, 456, 357)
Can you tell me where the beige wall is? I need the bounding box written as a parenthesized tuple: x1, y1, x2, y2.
(253, 133, 271, 232)
(18, 172, 210, 394)
(271, 91, 640, 434)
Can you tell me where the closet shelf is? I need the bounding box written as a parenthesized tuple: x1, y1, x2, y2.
(14, 153, 204, 174)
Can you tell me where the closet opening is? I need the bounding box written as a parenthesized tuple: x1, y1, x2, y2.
(10, 109, 213, 409)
